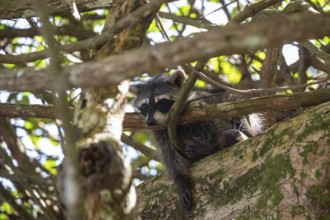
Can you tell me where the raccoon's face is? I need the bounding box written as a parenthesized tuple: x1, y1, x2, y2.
(131, 71, 185, 126)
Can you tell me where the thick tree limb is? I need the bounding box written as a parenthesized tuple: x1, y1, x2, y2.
(137, 101, 330, 219)
(0, 13, 329, 92)
(69, 0, 157, 218)
(1, 88, 330, 129)
(0, 0, 113, 19)
(0, 24, 95, 40)
(0, 104, 58, 119)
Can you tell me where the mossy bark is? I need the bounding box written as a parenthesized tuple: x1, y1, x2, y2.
(137, 101, 330, 219)
(69, 0, 155, 219)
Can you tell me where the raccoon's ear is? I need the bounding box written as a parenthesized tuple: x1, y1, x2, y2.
(168, 70, 186, 88)
(129, 84, 140, 95)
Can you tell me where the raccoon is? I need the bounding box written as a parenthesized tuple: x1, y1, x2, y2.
(131, 70, 263, 210)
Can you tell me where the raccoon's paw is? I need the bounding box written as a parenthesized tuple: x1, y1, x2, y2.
(185, 145, 197, 160)
(175, 175, 194, 210)
(224, 129, 248, 146)
(178, 187, 193, 210)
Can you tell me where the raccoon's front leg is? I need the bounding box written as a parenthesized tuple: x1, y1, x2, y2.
(161, 145, 193, 210)
(172, 172, 193, 210)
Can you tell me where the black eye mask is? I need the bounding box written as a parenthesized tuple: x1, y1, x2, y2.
(157, 99, 175, 114)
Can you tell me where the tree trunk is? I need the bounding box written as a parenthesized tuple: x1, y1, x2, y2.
(58, 0, 156, 219)
(137, 101, 330, 219)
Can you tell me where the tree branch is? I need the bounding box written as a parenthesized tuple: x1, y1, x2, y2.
(0, 24, 95, 40)
(1, 89, 330, 130)
(121, 134, 159, 161)
(228, 0, 283, 24)
(168, 62, 206, 154)
(0, 0, 113, 19)
(1, 13, 329, 92)
(260, 48, 280, 127)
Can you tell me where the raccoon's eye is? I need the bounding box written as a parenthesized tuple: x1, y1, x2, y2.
(140, 103, 148, 110)
(158, 99, 171, 105)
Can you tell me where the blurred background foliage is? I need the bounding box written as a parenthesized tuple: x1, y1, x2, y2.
(0, 0, 329, 219)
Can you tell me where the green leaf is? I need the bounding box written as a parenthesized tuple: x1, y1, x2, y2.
(44, 159, 57, 175)
(176, 5, 191, 16)
(29, 135, 41, 150)
(147, 19, 158, 33)
(0, 202, 14, 214)
(134, 131, 149, 144)
(221, 61, 242, 84)
(49, 139, 59, 147)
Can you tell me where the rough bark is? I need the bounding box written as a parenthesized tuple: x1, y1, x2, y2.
(67, 0, 157, 219)
(137, 101, 330, 219)
(0, 0, 113, 19)
(1, 88, 330, 130)
(1, 13, 330, 92)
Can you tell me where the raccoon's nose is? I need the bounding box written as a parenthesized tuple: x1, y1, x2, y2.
(146, 116, 156, 126)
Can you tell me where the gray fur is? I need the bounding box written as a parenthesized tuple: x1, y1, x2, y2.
(131, 71, 263, 210)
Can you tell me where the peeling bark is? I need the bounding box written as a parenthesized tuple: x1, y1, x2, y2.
(137, 101, 330, 219)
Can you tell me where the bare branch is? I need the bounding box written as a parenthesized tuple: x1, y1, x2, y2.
(0, 24, 95, 40)
(168, 62, 206, 154)
(0, 0, 113, 19)
(0, 103, 58, 118)
(0, 13, 329, 92)
(301, 40, 330, 67)
(121, 134, 159, 161)
(229, 0, 283, 24)
(1, 89, 330, 130)
(158, 12, 215, 29)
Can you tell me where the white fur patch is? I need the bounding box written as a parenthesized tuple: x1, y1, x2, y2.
(136, 98, 149, 109)
(153, 111, 169, 125)
(155, 95, 171, 103)
(249, 113, 264, 135)
(237, 131, 249, 141)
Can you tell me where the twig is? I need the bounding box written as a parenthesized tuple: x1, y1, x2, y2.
(301, 40, 330, 67)
(156, 12, 207, 153)
(158, 12, 215, 29)
(167, 62, 208, 153)
(199, 0, 236, 20)
(121, 134, 159, 161)
(228, 0, 283, 25)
